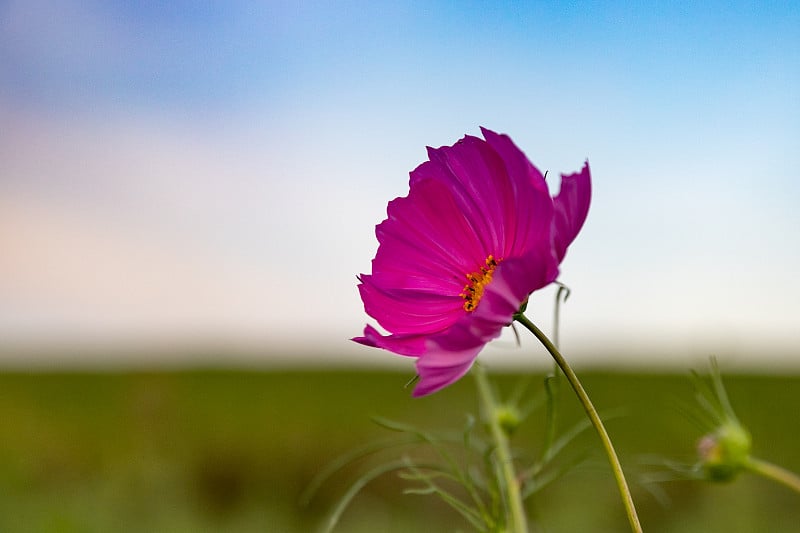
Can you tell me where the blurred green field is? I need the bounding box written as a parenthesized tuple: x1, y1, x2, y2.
(0, 369, 798, 532)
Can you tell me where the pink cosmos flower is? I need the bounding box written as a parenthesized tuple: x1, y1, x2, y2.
(353, 128, 591, 397)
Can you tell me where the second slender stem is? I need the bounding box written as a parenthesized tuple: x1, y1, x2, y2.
(473, 364, 528, 533)
(746, 456, 800, 494)
(514, 313, 643, 533)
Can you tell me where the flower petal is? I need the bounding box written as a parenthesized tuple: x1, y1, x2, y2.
(480, 127, 554, 259)
(352, 324, 426, 357)
(413, 342, 482, 396)
(416, 136, 512, 256)
(358, 274, 463, 334)
(374, 175, 485, 280)
(552, 161, 591, 263)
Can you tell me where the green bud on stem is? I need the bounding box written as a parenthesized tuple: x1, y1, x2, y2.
(697, 421, 752, 483)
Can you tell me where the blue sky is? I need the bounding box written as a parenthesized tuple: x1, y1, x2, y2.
(1, 1, 798, 370)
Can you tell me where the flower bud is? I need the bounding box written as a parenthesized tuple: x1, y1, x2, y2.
(495, 404, 522, 436)
(696, 421, 751, 482)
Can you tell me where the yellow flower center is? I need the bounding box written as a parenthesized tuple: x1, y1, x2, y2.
(460, 255, 500, 312)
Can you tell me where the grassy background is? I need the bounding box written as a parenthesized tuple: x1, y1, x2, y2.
(0, 369, 798, 532)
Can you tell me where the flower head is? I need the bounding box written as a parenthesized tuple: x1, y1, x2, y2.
(353, 128, 591, 396)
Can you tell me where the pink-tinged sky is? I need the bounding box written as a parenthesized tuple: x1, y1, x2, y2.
(1, 1, 799, 370)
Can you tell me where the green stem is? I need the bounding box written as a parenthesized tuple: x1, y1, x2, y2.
(514, 313, 643, 533)
(473, 364, 528, 533)
(543, 284, 570, 460)
(746, 456, 800, 494)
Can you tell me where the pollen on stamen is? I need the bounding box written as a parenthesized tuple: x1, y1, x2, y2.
(460, 255, 500, 312)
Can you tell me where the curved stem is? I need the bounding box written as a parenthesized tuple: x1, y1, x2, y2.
(514, 313, 643, 533)
(746, 456, 800, 494)
(473, 364, 528, 533)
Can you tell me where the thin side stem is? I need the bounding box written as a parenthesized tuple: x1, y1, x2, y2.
(746, 456, 800, 494)
(514, 313, 643, 533)
(543, 284, 570, 460)
(473, 365, 528, 533)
